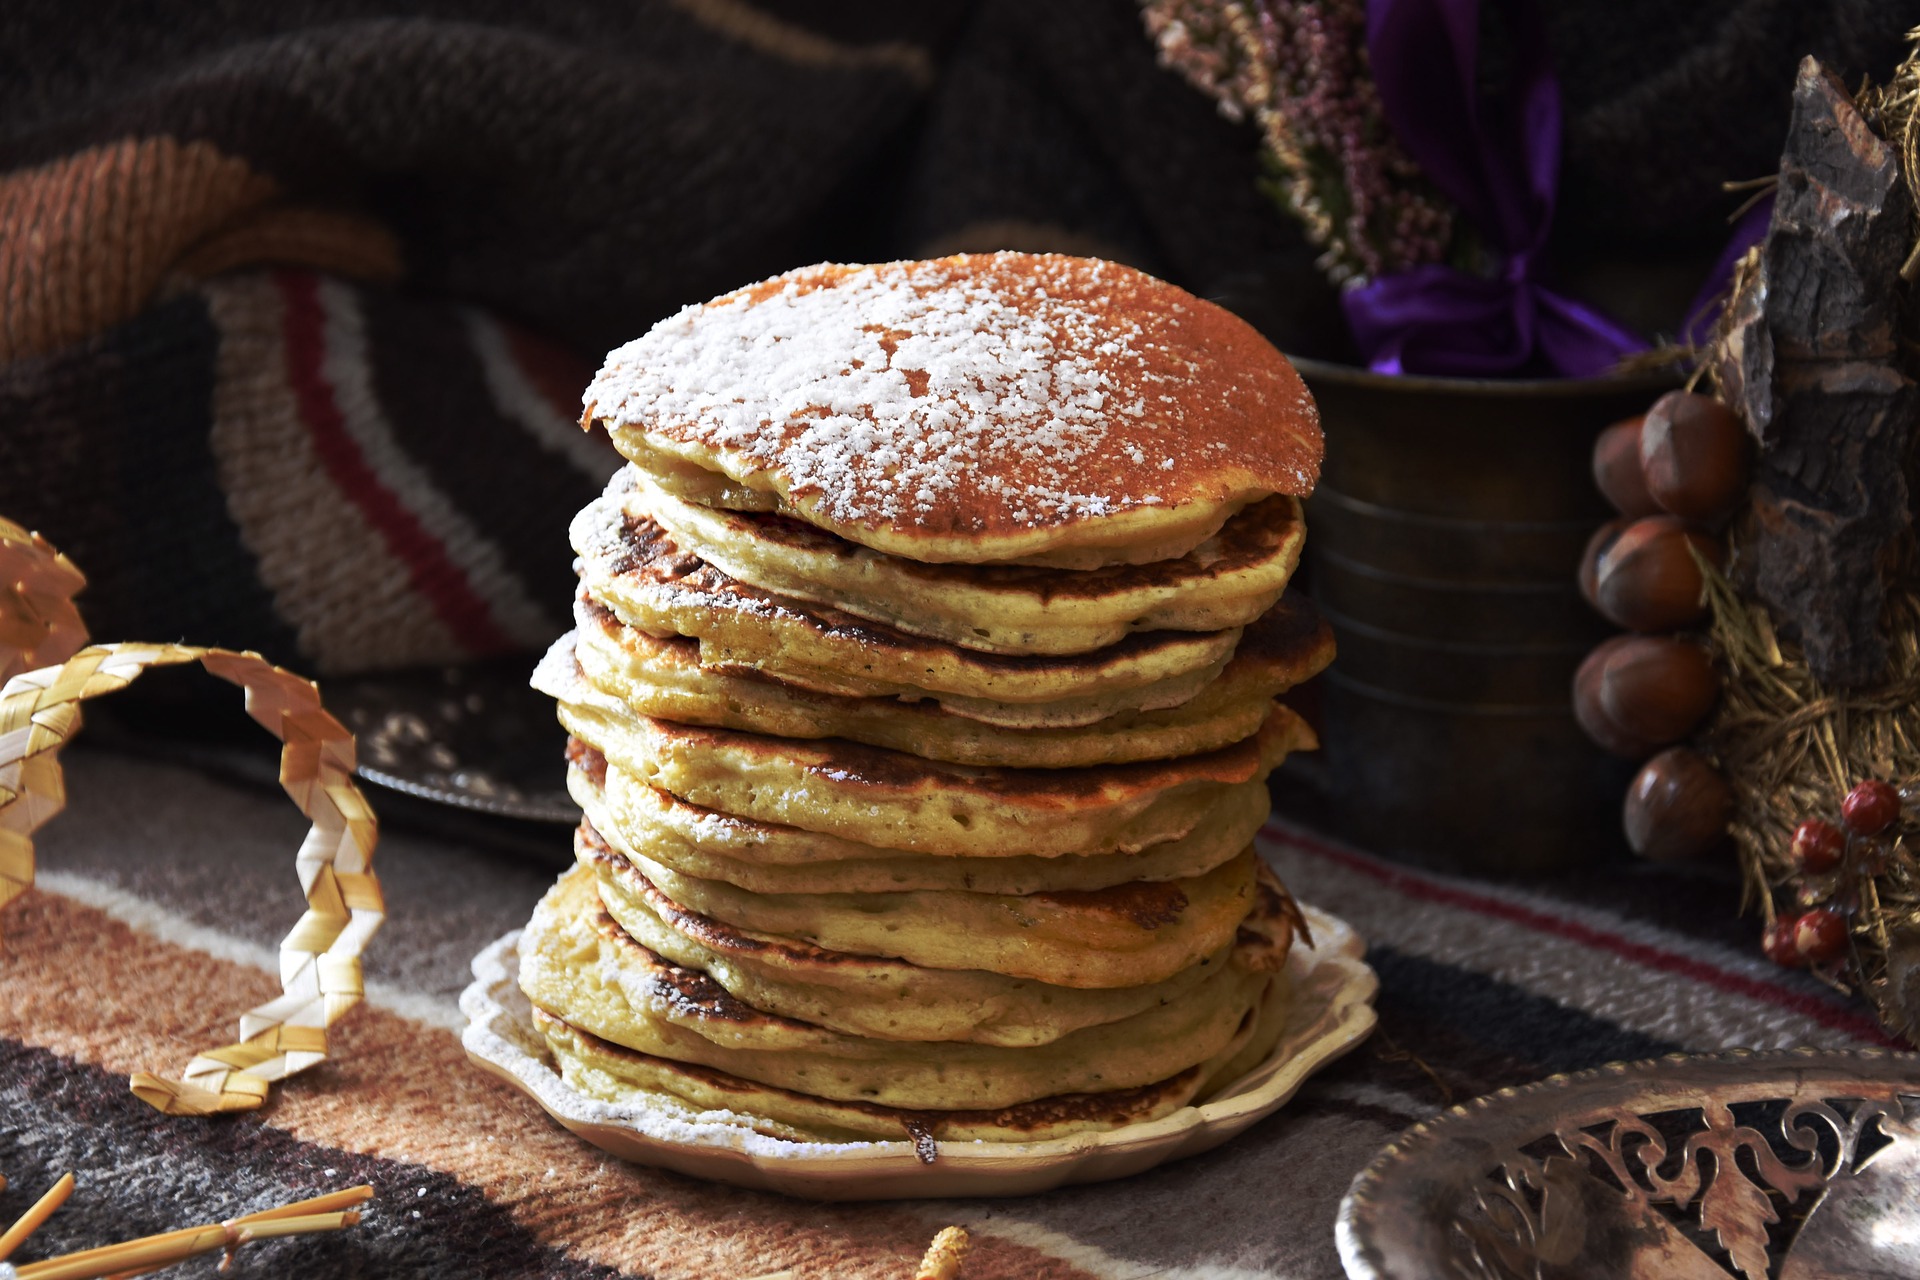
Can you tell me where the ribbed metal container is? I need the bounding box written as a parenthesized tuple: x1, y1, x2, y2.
(1291, 357, 1677, 872)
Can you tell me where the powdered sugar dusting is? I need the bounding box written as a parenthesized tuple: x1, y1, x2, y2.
(586, 254, 1321, 535)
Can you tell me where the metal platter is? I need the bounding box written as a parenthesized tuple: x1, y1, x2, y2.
(325, 657, 576, 824)
(1336, 1048, 1920, 1280)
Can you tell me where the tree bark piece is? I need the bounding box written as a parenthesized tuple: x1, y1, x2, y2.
(1714, 59, 1918, 687)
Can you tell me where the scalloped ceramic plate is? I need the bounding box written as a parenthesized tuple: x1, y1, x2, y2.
(461, 903, 1378, 1200)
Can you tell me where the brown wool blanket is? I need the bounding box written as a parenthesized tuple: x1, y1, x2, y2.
(0, 747, 1894, 1279)
(3, 0, 1916, 680)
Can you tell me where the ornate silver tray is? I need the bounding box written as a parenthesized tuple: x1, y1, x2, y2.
(1337, 1048, 1920, 1280)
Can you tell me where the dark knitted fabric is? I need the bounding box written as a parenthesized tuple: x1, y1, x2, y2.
(0, 295, 305, 661)
(1550, 0, 1920, 253)
(1, 0, 1914, 673)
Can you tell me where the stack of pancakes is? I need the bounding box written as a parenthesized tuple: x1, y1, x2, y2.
(521, 253, 1333, 1146)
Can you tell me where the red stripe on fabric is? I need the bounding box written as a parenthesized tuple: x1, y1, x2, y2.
(1262, 821, 1906, 1048)
(277, 270, 518, 655)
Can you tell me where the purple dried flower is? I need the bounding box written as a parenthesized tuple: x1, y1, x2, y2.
(1141, 0, 1454, 283)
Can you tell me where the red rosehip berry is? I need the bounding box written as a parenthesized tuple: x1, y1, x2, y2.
(1790, 819, 1846, 874)
(1792, 908, 1849, 966)
(1763, 918, 1803, 968)
(1840, 780, 1900, 835)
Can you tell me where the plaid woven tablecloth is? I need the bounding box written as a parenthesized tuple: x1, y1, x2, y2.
(0, 747, 1897, 1279)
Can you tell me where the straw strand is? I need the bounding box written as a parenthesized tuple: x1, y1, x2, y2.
(0, 1180, 371, 1280)
(9, 1212, 361, 1280)
(0, 1175, 73, 1263)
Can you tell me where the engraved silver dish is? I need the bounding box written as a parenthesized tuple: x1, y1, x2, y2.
(1337, 1048, 1920, 1280)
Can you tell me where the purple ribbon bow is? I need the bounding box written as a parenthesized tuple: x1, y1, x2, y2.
(1342, 0, 1645, 378)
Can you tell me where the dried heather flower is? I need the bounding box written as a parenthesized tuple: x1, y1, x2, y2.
(1142, 0, 1453, 283)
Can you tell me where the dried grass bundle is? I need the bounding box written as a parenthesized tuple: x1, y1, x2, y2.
(1701, 561, 1920, 1041)
(1858, 27, 1920, 280)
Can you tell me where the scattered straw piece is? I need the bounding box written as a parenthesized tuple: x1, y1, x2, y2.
(914, 1226, 970, 1280)
(0, 1174, 73, 1262)
(0, 1179, 371, 1280)
(0, 524, 384, 1116)
(6, 1204, 363, 1280)
(231, 1186, 374, 1225)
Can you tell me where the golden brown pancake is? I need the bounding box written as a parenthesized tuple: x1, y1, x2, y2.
(628, 471, 1306, 655)
(576, 830, 1298, 1046)
(519, 863, 1275, 1109)
(533, 954, 1296, 1145)
(583, 253, 1323, 568)
(565, 588, 1333, 768)
(584, 826, 1260, 989)
(535, 1006, 1270, 1144)
(542, 651, 1310, 856)
(570, 491, 1241, 727)
(567, 742, 1264, 894)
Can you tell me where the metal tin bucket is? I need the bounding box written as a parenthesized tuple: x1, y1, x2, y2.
(1291, 356, 1677, 873)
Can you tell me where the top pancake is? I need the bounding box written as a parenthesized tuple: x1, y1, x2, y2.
(584, 253, 1323, 567)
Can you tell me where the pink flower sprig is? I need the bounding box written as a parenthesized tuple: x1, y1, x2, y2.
(1142, 0, 1454, 284)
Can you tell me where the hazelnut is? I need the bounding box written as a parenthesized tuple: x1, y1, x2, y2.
(1573, 636, 1651, 758)
(1597, 635, 1718, 746)
(1590, 516, 1723, 633)
(1623, 747, 1732, 861)
(1578, 517, 1633, 614)
(1572, 635, 1717, 760)
(1640, 391, 1750, 522)
(1592, 415, 1660, 517)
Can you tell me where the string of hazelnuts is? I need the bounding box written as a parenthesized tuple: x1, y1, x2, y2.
(1574, 390, 1750, 862)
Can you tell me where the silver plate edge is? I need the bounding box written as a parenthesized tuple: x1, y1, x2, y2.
(1334, 1045, 1920, 1280)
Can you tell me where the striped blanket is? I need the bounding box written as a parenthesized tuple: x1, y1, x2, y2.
(5, 1, 1911, 687)
(1, 748, 1895, 1279)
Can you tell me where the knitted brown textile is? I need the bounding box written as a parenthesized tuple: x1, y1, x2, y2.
(2, 0, 1918, 676)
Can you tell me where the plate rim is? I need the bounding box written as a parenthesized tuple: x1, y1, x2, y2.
(461, 902, 1379, 1198)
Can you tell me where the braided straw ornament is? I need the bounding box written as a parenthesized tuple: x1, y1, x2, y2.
(0, 522, 86, 690)
(0, 518, 384, 1116)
